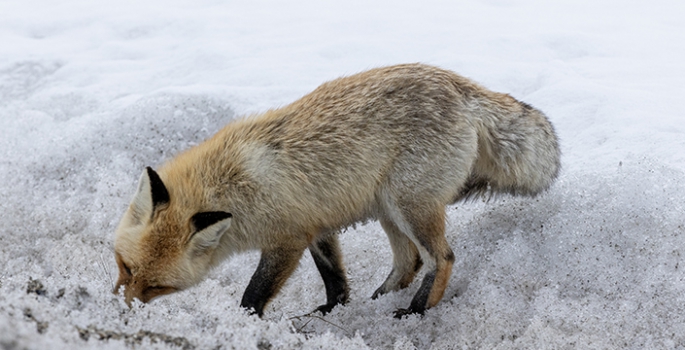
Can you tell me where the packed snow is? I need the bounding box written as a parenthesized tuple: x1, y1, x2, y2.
(1, 0, 684, 349)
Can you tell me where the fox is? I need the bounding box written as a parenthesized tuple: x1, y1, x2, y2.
(113, 63, 560, 318)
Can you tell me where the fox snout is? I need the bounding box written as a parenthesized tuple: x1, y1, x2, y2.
(113, 281, 177, 306)
(113, 282, 135, 306)
(113, 252, 178, 306)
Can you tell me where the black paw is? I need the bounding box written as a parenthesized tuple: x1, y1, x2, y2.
(393, 307, 424, 319)
(314, 303, 337, 315)
(240, 304, 264, 318)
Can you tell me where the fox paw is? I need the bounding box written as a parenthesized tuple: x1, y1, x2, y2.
(371, 287, 386, 300)
(393, 307, 424, 319)
(314, 303, 337, 315)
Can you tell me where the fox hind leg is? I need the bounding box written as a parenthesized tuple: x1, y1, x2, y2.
(386, 201, 455, 318)
(372, 217, 423, 299)
(309, 232, 350, 314)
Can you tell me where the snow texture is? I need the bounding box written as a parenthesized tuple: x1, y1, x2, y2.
(1, 0, 685, 349)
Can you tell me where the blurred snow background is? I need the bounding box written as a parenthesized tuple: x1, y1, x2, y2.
(1, 0, 684, 349)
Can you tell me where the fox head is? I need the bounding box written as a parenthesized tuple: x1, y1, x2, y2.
(113, 167, 232, 306)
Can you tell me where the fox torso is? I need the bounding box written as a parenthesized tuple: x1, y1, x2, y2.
(114, 63, 560, 316)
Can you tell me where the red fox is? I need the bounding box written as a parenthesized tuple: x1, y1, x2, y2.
(113, 63, 560, 318)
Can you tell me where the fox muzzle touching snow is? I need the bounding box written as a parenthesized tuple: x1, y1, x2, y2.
(113, 63, 560, 318)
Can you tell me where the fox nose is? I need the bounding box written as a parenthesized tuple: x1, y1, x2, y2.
(113, 284, 136, 307)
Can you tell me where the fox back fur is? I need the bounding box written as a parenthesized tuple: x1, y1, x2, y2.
(113, 63, 560, 317)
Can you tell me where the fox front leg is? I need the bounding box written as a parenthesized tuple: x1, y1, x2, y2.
(240, 246, 305, 317)
(309, 232, 349, 314)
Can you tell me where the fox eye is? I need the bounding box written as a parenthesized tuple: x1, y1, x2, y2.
(145, 285, 177, 293)
(122, 262, 132, 276)
(116, 252, 133, 277)
(143, 285, 178, 301)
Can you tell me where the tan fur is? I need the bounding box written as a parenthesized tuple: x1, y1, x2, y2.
(113, 63, 560, 315)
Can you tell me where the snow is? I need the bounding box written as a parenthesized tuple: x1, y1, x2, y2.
(1, 0, 684, 348)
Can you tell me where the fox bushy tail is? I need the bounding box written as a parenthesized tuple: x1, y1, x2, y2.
(459, 93, 561, 201)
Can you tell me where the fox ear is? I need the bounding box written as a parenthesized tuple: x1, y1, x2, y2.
(130, 167, 170, 223)
(189, 212, 232, 256)
(145, 167, 170, 208)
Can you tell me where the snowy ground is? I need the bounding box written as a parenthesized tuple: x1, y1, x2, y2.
(1, 0, 684, 349)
